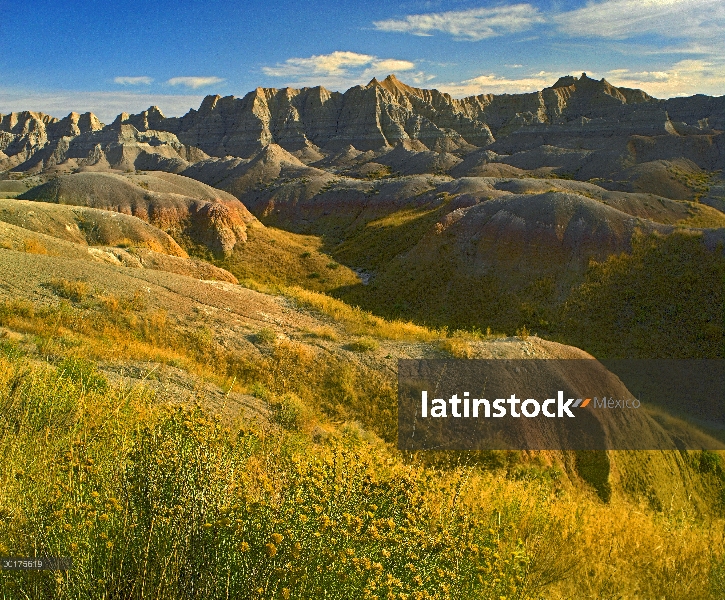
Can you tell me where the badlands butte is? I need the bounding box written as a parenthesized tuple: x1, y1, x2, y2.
(0, 74, 724, 598)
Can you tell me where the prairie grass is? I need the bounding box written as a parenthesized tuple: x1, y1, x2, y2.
(23, 238, 49, 255)
(0, 266, 724, 597)
(219, 225, 360, 293)
(300, 326, 339, 341)
(438, 337, 474, 358)
(332, 206, 447, 272)
(0, 352, 560, 599)
(562, 230, 725, 358)
(285, 286, 440, 342)
(48, 278, 92, 303)
(0, 293, 400, 440)
(346, 337, 379, 352)
(0, 350, 722, 598)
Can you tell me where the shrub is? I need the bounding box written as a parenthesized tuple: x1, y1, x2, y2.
(347, 337, 379, 352)
(254, 327, 277, 345)
(48, 278, 91, 303)
(270, 393, 309, 430)
(439, 337, 474, 358)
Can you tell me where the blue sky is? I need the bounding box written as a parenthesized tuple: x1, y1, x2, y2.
(1, 0, 723, 121)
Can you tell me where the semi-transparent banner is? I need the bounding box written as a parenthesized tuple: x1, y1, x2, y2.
(397, 359, 725, 450)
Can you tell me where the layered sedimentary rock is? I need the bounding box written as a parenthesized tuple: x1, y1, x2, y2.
(18, 171, 255, 256)
(2, 73, 723, 199)
(0, 108, 206, 173)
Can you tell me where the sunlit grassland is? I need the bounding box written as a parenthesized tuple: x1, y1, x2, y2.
(331, 205, 449, 272)
(0, 292, 399, 440)
(218, 224, 361, 293)
(0, 282, 723, 598)
(0, 350, 723, 599)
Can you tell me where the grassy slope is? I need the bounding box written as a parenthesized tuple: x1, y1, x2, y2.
(1, 294, 724, 599)
(560, 230, 725, 359)
(323, 206, 724, 359)
(219, 223, 361, 293)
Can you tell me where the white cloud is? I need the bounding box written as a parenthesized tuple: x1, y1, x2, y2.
(554, 0, 725, 40)
(262, 51, 375, 78)
(438, 72, 557, 97)
(262, 51, 424, 90)
(373, 5, 546, 41)
(603, 59, 725, 97)
(409, 71, 437, 85)
(166, 76, 225, 89)
(435, 59, 725, 99)
(114, 76, 153, 85)
(371, 59, 415, 72)
(0, 89, 205, 123)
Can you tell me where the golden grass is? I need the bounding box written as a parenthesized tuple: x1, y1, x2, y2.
(220, 225, 360, 293)
(1, 347, 722, 599)
(346, 337, 379, 352)
(333, 205, 447, 271)
(48, 278, 92, 303)
(438, 337, 474, 358)
(676, 201, 725, 229)
(300, 325, 339, 341)
(1, 290, 724, 598)
(23, 238, 49, 255)
(284, 286, 440, 342)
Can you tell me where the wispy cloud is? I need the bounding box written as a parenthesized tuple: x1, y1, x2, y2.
(0, 89, 205, 123)
(373, 0, 725, 58)
(263, 51, 376, 78)
(262, 51, 421, 89)
(373, 5, 546, 41)
(435, 57, 725, 99)
(114, 76, 153, 85)
(166, 76, 225, 89)
(553, 0, 725, 41)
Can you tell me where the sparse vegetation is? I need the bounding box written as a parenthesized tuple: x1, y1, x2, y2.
(23, 238, 49, 255)
(48, 278, 92, 303)
(301, 326, 339, 341)
(346, 337, 379, 352)
(438, 335, 474, 358)
(284, 286, 440, 342)
(254, 327, 277, 345)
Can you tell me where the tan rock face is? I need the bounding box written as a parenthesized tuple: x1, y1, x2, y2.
(144, 74, 496, 156)
(2, 73, 723, 201)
